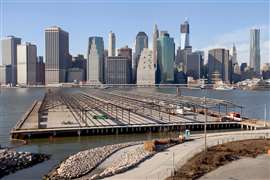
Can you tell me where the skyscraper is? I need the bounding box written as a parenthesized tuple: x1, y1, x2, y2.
(180, 20, 190, 49)
(208, 48, 231, 83)
(132, 31, 148, 83)
(105, 56, 132, 84)
(45, 26, 69, 84)
(36, 56, 45, 85)
(152, 24, 159, 66)
(108, 31, 116, 57)
(87, 37, 104, 84)
(157, 32, 175, 83)
(137, 48, 155, 85)
(1, 36, 21, 85)
(249, 29, 260, 73)
(231, 43, 237, 65)
(17, 43, 37, 85)
(186, 52, 203, 80)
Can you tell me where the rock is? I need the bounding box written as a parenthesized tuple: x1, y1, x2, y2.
(0, 148, 50, 179)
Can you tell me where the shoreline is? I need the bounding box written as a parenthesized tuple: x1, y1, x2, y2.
(0, 148, 50, 179)
(44, 142, 143, 180)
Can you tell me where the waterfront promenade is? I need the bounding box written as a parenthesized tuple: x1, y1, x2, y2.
(104, 129, 270, 180)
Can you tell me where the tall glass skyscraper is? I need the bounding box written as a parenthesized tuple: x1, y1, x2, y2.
(132, 32, 148, 83)
(180, 20, 190, 49)
(87, 37, 104, 84)
(45, 26, 69, 84)
(157, 32, 175, 83)
(249, 29, 260, 73)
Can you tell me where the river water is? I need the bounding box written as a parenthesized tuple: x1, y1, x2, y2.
(0, 87, 269, 180)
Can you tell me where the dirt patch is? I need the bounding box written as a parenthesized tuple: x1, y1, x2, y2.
(167, 139, 270, 180)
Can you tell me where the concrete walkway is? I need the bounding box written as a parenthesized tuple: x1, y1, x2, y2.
(200, 154, 270, 180)
(105, 130, 270, 180)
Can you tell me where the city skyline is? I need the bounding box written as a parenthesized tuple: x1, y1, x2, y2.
(0, 0, 269, 65)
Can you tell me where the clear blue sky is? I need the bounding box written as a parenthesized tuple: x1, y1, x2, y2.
(0, 0, 269, 64)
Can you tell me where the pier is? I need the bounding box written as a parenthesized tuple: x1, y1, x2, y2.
(10, 89, 259, 139)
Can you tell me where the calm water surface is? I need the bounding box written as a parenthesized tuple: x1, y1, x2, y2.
(0, 87, 269, 180)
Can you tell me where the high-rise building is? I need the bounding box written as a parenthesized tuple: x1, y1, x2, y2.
(137, 48, 155, 85)
(249, 29, 260, 73)
(87, 37, 104, 84)
(157, 32, 175, 83)
(180, 20, 190, 49)
(108, 31, 116, 56)
(1, 36, 21, 85)
(0, 65, 12, 85)
(231, 43, 237, 65)
(36, 56, 45, 85)
(262, 63, 270, 79)
(45, 26, 69, 84)
(186, 52, 203, 79)
(240, 63, 248, 73)
(17, 43, 37, 85)
(72, 54, 86, 81)
(117, 45, 132, 61)
(132, 31, 148, 83)
(208, 48, 231, 83)
(152, 24, 159, 66)
(105, 56, 132, 84)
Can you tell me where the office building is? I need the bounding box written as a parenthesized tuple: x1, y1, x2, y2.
(1, 36, 21, 85)
(240, 63, 248, 73)
(45, 26, 69, 84)
(137, 48, 155, 85)
(117, 45, 132, 61)
(36, 56, 45, 85)
(180, 20, 190, 49)
(208, 48, 231, 83)
(67, 68, 84, 83)
(108, 31, 116, 56)
(17, 43, 37, 85)
(72, 54, 86, 81)
(157, 32, 175, 83)
(262, 63, 270, 79)
(105, 56, 132, 84)
(231, 44, 237, 65)
(132, 31, 148, 83)
(152, 24, 159, 66)
(87, 37, 104, 84)
(0, 65, 12, 85)
(250, 29, 260, 73)
(186, 52, 203, 79)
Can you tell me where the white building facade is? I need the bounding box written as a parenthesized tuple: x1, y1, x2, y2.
(137, 48, 155, 85)
(87, 37, 104, 84)
(108, 31, 116, 57)
(17, 43, 37, 85)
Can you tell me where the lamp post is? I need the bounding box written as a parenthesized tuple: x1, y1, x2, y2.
(204, 96, 207, 152)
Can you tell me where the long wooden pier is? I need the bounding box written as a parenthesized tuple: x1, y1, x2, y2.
(11, 89, 264, 139)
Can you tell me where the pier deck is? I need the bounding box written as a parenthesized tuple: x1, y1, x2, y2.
(11, 89, 248, 139)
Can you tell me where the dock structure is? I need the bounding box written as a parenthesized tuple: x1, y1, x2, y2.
(11, 89, 247, 139)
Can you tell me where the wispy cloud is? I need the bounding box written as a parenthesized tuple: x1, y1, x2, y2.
(198, 25, 269, 66)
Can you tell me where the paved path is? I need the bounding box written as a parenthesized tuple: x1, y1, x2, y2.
(105, 130, 270, 180)
(200, 154, 270, 180)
